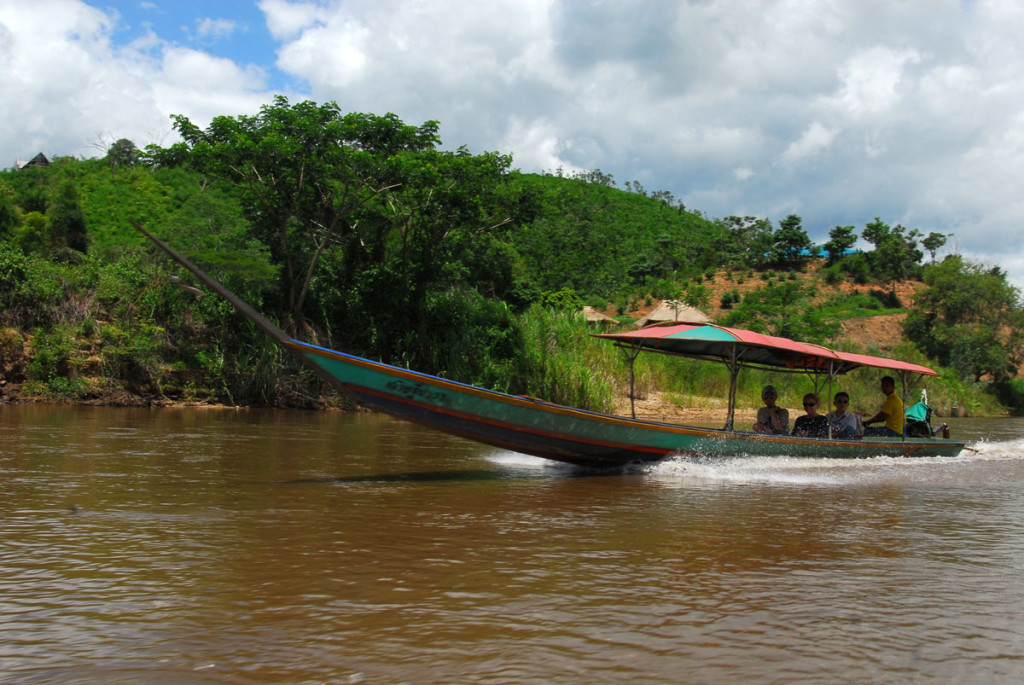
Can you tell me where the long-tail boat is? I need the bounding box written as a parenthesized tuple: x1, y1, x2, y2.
(134, 222, 965, 467)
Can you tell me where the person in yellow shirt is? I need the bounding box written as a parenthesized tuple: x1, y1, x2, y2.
(863, 376, 904, 437)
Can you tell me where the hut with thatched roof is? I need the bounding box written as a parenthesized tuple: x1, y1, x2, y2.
(633, 300, 710, 328)
(581, 306, 618, 326)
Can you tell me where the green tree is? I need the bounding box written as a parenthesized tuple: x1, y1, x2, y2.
(714, 215, 774, 268)
(337, 145, 523, 363)
(903, 255, 1023, 382)
(17, 212, 48, 254)
(723, 281, 840, 343)
(0, 182, 20, 239)
(823, 225, 857, 265)
(107, 138, 138, 179)
(165, 96, 441, 335)
(682, 283, 711, 309)
(48, 181, 89, 254)
(769, 214, 812, 267)
(921, 231, 949, 263)
(861, 218, 923, 288)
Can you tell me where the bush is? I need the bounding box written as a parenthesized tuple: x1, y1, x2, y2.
(26, 326, 75, 381)
(840, 254, 871, 284)
(869, 288, 902, 308)
(822, 264, 843, 284)
(995, 380, 1024, 416)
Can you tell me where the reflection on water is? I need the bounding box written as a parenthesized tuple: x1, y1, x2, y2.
(2, 406, 1024, 683)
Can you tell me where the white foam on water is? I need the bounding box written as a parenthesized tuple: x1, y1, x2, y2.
(646, 439, 1024, 486)
(962, 436, 1024, 459)
(483, 438, 1024, 485)
(485, 451, 550, 469)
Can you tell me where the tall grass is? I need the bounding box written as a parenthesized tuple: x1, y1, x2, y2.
(515, 306, 618, 412)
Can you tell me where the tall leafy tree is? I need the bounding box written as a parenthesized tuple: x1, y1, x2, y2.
(769, 214, 812, 267)
(714, 215, 774, 268)
(107, 138, 138, 179)
(158, 97, 526, 377)
(861, 217, 923, 288)
(823, 225, 857, 265)
(164, 96, 441, 335)
(335, 145, 523, 362)
(904, 255, 1024, 382)
(921, 231, 949, 263)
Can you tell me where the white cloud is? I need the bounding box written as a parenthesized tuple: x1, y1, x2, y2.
(830, 46, 921, 118)
(259, 0, 330, 41)
(0, 0, 274, 164)
(5, 0, 1024, 285)
(499, 118, 582, 175)
(196, 17, 238, 41)
(782, 122, 838, 165)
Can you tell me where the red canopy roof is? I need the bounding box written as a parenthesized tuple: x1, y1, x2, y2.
(595, 322, 938, 376)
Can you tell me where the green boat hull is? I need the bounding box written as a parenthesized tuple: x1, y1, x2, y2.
(291, 341, 966, 467)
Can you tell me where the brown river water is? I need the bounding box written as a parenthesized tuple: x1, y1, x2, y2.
(2, 405, 1024, 684)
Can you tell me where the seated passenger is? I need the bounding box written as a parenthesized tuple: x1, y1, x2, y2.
(863, 375, 904, 437)
(826, 391, 864, 439)
(753, 385, 789, 434)
(792, 393, 829, 438)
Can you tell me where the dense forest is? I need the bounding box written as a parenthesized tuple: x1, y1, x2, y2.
(2, 97, 1023, 416)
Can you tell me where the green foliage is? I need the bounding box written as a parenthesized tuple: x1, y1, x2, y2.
(994, 379, 1024, 416)
(720, 290, 738, 309)
(682, 283, 711, 309)
(165, 96, 442, 330)
(861, 217, 923, 286)
(26, 326, 75, 381)
(541, 287, 585, 311)
(515, 306, 616, 411)
(769, 214, 812, 267)
(417, 288, 524, 390)
(921, 231, 949, 263)
(904, 255, 1023, 382)
(824, 225, 857, 265)
(48, 181, 89, 253)
(107, 138, 138, 176)
(512, 173, 725, 300)
(17, 212, 48, 253)
(713, 216, 774, 268)
(98, 321, 165, 392)
(723, 281, 841, 343)
(0, 103, 1010, 417)
(0, 181, 20, 239)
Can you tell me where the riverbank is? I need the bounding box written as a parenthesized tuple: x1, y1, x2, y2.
(1, 380, 995, 424)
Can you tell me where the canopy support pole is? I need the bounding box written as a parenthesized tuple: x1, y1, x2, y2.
(725, 345, 740, 431)
(827, 361, 835, 439)
(623, 344, 643, 420)
(899, 371, 909, 441)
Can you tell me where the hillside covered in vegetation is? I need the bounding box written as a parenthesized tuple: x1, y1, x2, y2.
(1, 97, 1022, 417)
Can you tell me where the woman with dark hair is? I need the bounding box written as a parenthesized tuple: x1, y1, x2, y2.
(792, 393, 828, 438)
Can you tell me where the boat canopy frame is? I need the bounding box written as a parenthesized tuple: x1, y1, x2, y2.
(600, 322, 938, 438)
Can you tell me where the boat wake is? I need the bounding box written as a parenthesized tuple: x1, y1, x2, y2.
(482, 437, 1024, 485)
(646, 437, 1024, 486)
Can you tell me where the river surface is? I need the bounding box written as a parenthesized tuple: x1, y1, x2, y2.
(2, 405, 1023, 684)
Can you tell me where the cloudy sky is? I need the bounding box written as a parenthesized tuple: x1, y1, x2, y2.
(2, 0, 1022, 282)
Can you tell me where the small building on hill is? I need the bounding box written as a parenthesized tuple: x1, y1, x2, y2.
(15, 153, 50, 171)
(633, 300, 710, 328)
